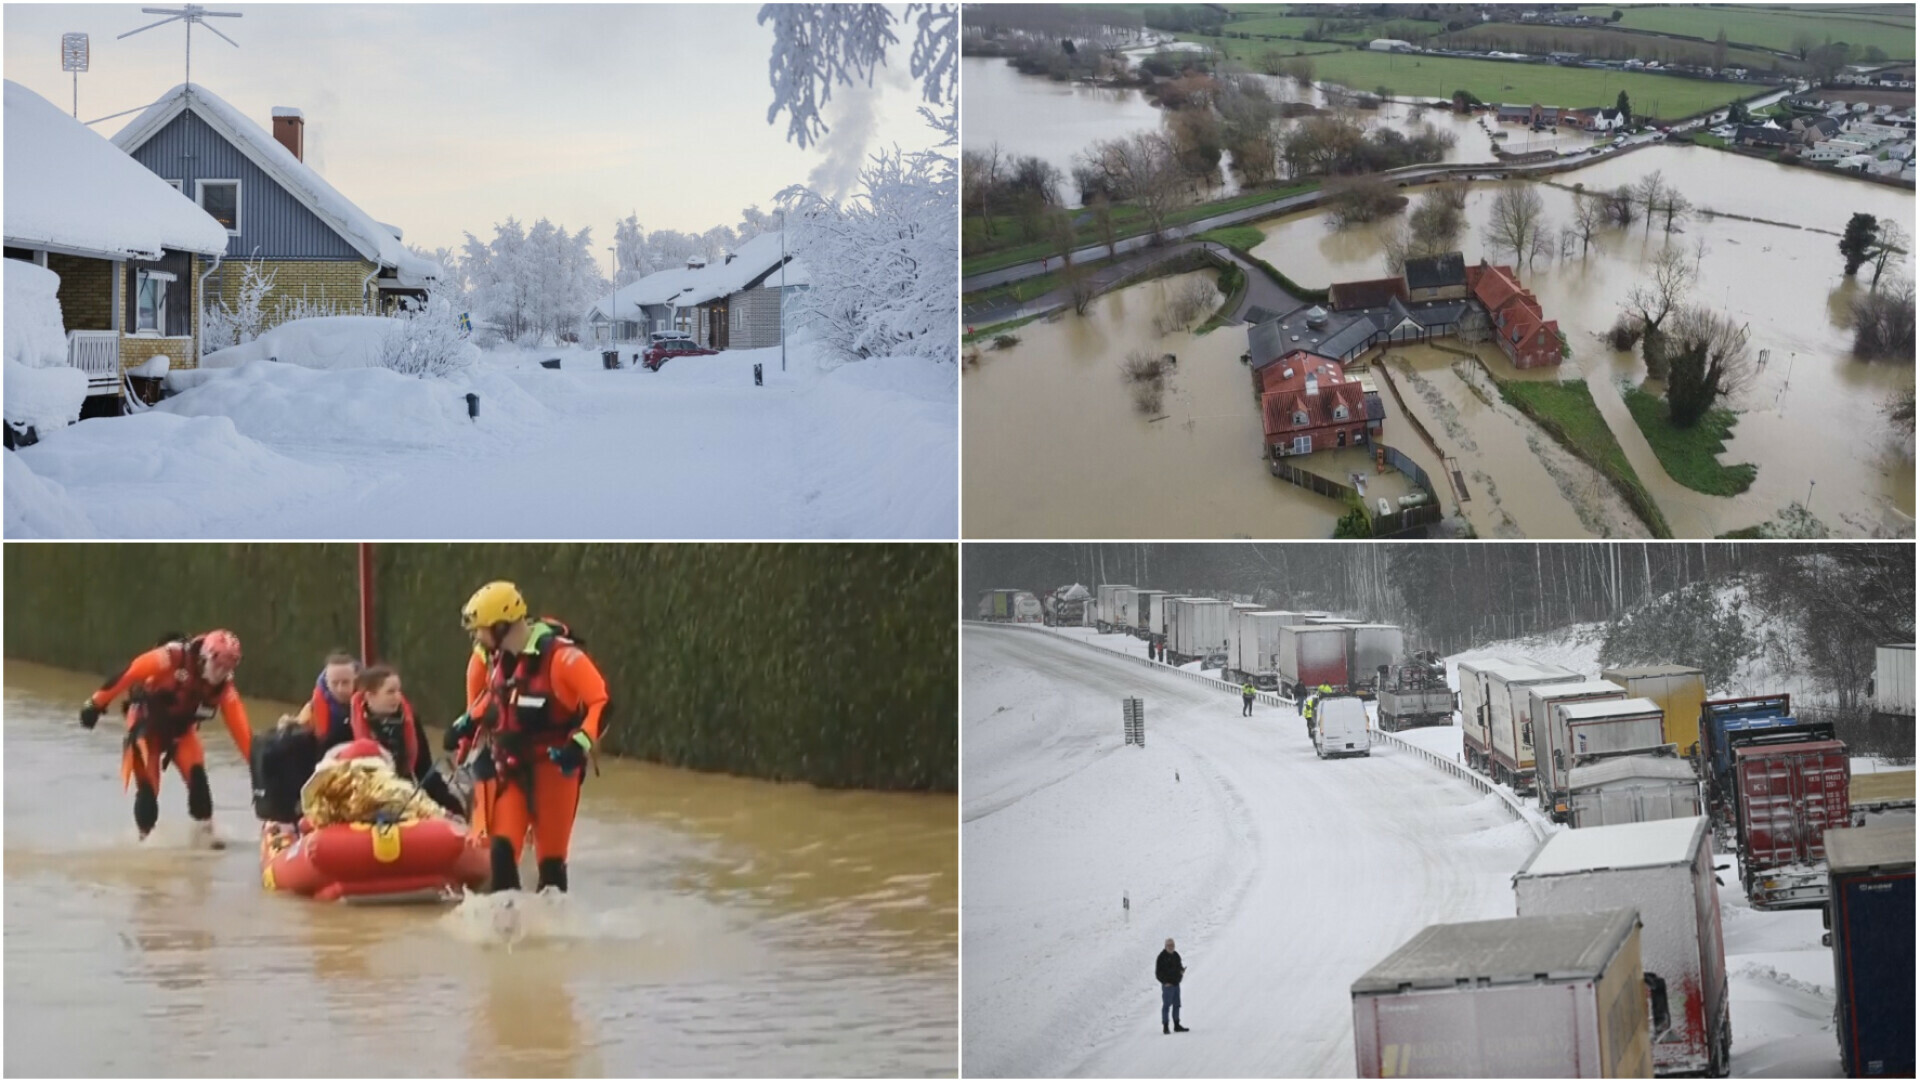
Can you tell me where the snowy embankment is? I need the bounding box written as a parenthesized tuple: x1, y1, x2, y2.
(5, 342, 955, 538)
(974, 623, 1862, 1078)
(964, 624, 1532, 1078)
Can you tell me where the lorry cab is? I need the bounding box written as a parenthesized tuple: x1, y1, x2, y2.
(1314, 695, 1371, 759)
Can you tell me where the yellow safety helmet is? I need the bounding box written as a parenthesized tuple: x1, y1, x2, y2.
(462, 581, 527, 631)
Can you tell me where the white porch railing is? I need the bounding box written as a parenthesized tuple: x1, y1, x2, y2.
(67, 330, 121, 397)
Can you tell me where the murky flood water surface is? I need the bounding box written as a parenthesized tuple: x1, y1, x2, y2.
(963, 272, 1442, 538)
(4, 661, 956, 1077)
(1247, 144, 1915, 536)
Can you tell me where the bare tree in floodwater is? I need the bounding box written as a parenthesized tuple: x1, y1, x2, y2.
(1482, 183, 1548, 268)
(1633, 171, 1668, 235)
(1663, 306, 1756, 427)
(1077, 131, 1183, 239)
(1623, 243, 1696, 378)
(1568, 192, 1608, 257)
(1656, 189, 1692, 236)
(1851, 275, 1916, 360)
(1068, 265, 1099, 316)
(1867, 221, 1908, 292)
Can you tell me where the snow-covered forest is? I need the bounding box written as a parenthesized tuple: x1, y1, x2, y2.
(964, 542, 1915, 715)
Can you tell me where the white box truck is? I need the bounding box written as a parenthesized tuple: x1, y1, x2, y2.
(1149, 593, 1189, 642)
(1351, 908, 1654, 1078)
(1095, 585, 1133, 633)
(1459, 658, 1551, 776)
(1131, 590, 1169, 637)
(1235, 611, 1291, 691)
(1169, 598, 1230, 667)
(1313, 695, 1371, 758)
(1529, 680, 1630, 816)
(1541, 697, 1670, 821)
(1346, 624, 1405, 696)
(1513, 816, 1730, 1077)
(1568, 754, 1702, 829)
(1484, 661, 1580, 793)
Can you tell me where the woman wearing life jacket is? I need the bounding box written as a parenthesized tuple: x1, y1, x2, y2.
(349, 665, 466, 819)
(291, 652, 359, 745)
(81, 629, 252, 845)
(445, 581, 610, 894)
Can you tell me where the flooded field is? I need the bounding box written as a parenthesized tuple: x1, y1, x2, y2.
(963, 59, 1547, 208)
(1247, 146, 1916, 536)
(963, 271, 1444, 538)
(3, 660, 957, 1078)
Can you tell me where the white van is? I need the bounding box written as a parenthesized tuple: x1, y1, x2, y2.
(1313, 695, 1371, 759)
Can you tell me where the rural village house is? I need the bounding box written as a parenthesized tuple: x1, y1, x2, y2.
(111, 83, 441, 341)
(586, 230, 807, 350)
(3, 79, 231, 405)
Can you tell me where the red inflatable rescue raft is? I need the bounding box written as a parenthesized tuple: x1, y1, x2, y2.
(260, 817, 488, 902)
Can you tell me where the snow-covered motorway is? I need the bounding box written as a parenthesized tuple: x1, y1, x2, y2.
(963, 625, 1536, 1078)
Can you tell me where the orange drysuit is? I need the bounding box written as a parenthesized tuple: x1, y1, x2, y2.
(91, 642, 251, 830)
(462, 620, 609, 889)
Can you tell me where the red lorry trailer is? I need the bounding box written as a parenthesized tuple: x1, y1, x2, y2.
(1735, 737, 1851, 910)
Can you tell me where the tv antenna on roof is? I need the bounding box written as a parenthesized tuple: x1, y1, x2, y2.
(118, 5, 241, 89)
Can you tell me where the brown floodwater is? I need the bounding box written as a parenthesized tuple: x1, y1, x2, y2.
(1246, 149, 1916, 536)
(3, 660, 956, 1078)
(963, 271, 1442, 538)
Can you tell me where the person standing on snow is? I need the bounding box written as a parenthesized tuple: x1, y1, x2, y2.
(82, 629, 251, 846)
(1157, 938, 1189, 1034)
(1242, 681, 1256, 717)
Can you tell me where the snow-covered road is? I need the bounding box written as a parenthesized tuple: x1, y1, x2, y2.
(6, 346, 956, 539)
(963, 625, 1534, 1078)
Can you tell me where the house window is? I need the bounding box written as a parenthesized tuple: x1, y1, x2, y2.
(198, 180, 240, 233)
(135, 270, 176, 334)
(1333, 404, 1349, 420)
(166, 179, 183, 192)
(1293, 411, 1309, 426)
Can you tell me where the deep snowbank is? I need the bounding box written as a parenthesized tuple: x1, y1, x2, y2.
(6, 341, 955, 538)
(4, 260, 87, 433)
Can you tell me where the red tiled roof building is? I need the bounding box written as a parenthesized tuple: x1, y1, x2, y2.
(1258, 350, 1377, 456)
(1466, 261, 1563, 369)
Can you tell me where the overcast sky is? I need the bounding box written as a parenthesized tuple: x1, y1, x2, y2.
(5, 3, 936, 252)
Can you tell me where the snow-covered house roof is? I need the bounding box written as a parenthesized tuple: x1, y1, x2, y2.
(673, 231, 799, 307)
(589, 231, 800, 320)
(110, 84, 439, 286)
(3, 80, 229, 260)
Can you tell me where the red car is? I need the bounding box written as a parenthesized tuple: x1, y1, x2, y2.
(642, 338, 718, 371)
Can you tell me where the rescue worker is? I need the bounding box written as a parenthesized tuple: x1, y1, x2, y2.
(1302, 690, 1317, 738)
(81, 630, 252, 845)
(291, 651, 360, 746)
(445, 582, 610, 894)
(350, 665, 465, 819)
(1242, 681, 1256, 717)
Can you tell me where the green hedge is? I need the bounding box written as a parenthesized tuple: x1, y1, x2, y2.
(4, 544, 956, 792)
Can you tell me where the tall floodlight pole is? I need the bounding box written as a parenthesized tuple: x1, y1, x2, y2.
(606, 244, 617, 344)
(118, 6, 242, 90)
(62, 33, 88, 118)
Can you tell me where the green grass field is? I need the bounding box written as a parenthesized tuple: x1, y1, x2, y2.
(1186, 33, 1347, 59)
(1439, 24, 1783, 71)
(1496, 378, 1675, 537)
(1573, 5, 1915, 59)
(1221, 13, 1444, 43)
(1621, 387, 1758, 495)
(1292, 49, 1756, 117)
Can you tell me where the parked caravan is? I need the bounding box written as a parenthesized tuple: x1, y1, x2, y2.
(1513, 816, 1730, 1077)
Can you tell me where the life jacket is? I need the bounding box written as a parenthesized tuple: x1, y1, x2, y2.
(1243, 684, 1255, 697)
(477, 618, 586, 743)
(349, 692, 419, 776)
(311, 673, 355, 750)
(124, 637, 229, 740)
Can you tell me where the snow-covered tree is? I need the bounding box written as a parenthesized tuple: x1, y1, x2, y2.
(762, 3, 958, 365)
(459, 217, 607, 344)
(381, 290, 477, 378)
(200, 257, 277, 355)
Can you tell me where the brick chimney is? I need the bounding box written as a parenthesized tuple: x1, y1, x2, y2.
(271, 106, 305, 161)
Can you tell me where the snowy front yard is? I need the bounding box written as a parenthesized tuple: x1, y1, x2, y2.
(5, 343, 955, 538)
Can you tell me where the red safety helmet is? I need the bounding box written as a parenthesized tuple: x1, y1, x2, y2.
(200, 629, 242, 670)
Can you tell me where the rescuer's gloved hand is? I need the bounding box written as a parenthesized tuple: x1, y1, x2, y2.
(547, 731, 593, 777)
(80, 701, 103, 730)
(444, 713, 475, 753)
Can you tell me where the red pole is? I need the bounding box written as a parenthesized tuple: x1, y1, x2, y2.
(358, 542, 376, 665)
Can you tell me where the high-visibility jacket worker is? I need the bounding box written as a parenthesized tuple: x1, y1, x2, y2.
(445, 582, 610, 894)
(82, 630, 251, 844)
